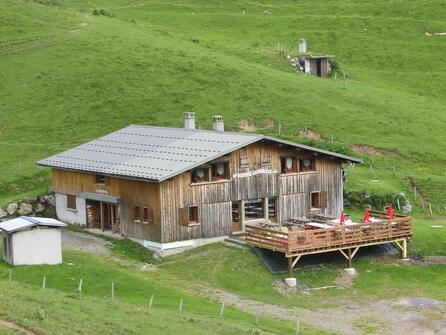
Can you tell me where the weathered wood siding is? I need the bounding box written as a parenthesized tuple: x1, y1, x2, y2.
(52, 169, 162, 241)
(159, 141, 345, 242)
(52, 140, 344, 243)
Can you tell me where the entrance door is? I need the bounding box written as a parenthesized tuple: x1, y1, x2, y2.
(231, 202, 242, 233)
(316, 59, 322, 77)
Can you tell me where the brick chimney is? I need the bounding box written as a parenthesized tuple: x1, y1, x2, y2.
(298, 38, 307, 53)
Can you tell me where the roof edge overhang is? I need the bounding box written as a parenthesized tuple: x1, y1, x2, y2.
(36, 162, 161, 183)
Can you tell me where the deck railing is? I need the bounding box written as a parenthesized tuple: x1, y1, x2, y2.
(244, 212, 412, 254)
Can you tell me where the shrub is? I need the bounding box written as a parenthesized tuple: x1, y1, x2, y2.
(92, 9, 113, 17)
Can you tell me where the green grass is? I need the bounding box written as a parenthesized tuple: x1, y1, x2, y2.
(0, 214, 445, 333)
(0, 0, 446, 206)
(0, 250, 322, 334)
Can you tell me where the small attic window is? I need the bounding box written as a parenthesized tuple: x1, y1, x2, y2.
(95, 174, 106, 184)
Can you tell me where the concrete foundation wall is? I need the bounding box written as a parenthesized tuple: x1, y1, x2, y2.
(55, 192, 86, 225)
(11, 229, 62, 265)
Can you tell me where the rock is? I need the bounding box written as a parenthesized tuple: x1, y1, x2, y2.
(263, 10, 272, 15)
(19, 203, 33, 216)
(38, 195, 47, 204)
(284, 278, 297, 287)
(344, 268, 356, 276)
(34, 203, 46, 214)
(6, 203, 18, 215)
(23, 196, 37, 204)
(46, 195, 56, 207)
(0, 209, 7, 219)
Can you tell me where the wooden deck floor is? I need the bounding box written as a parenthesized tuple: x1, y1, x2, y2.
(244, 211, 413, 276)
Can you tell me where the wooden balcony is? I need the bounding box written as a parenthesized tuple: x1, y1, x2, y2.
(244, 211, 413, 276)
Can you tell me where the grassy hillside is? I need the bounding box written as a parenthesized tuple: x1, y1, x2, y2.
(0, 0, 445, 207)
(0, 226, 444, 334)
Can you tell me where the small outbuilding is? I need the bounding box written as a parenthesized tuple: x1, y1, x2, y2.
(1, 217, 66, 266)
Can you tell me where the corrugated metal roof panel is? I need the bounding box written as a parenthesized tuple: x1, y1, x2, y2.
(37, 125, 361, 182)
(0, 217, 66, 233)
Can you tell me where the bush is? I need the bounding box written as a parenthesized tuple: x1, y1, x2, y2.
(92, 9, 113, 17)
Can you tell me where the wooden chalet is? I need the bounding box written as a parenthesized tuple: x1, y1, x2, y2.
(38, 113, 384, 253)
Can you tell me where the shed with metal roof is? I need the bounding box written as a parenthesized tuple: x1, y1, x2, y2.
(1, 217, 66, 265)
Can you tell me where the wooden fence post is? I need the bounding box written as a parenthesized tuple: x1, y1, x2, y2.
(219, 302, 225, 318)
(111, 282, 115, 302)
(42, 276, 46, 289)
(78, 278, 83, 293)
(429, 203, 433, 215)
(254, 310, 261, 325)
(179, 299, 183, 313)
(396, 198, 401, 212)
(296, 319, 300, 335)
(8, 270, 12, 283)
(149, 295, 154, 308)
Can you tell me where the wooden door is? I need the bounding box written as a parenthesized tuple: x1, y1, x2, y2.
(231, 202, 241, 232)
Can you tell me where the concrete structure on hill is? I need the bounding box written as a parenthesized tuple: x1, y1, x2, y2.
(0, 217, 66, 265)
(37, 113, 361, 252)
(297, 38, 334, 78)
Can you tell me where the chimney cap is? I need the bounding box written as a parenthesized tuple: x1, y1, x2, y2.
(184, 112, 196, 118)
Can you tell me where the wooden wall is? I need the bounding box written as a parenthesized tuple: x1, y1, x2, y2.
(52, 140, 344, 244)
(52, 169, 162, 241)
(159, 140, 344, 243)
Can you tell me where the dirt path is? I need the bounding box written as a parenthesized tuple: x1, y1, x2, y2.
(0, 319, 39, 335)
(196, 286, 446, 335)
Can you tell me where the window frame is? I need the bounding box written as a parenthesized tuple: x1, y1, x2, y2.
(191, 167, 210, 184)
(66, 194, 77, 211)
(280, 156, 298, 174)
(211, 161, 230, 181)
(261, 154, 271, 166)
(133, 206, 141, 222)
(239, 155, 250, 168)
(188, 205, 199, 224)
(95, 174, 106, 185)
(310, 192, 321, 210)
(299, 158, 316, 172)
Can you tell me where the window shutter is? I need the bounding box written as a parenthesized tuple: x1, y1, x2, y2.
(148, 209, 153, 223)
(320, 191, 328, 208)
(178, 207, 189, 226)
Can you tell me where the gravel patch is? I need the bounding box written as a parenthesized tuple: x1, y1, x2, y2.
(62, 230, 112, 255)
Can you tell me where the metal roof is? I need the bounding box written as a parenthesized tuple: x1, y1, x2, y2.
(0, 217, 66, 234)
(37, 125, 361, 182)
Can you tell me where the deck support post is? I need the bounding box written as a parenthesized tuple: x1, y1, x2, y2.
(286, 255, 301, 277)
(394, 239, 408, 259)
(287, 257, 293, 277)
(402, 238, 407, 258)
(347, 248, 352, 268)
(339, 247, 359, 268)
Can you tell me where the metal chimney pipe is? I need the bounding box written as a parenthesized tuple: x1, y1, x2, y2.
(298, 38, 307, 53)
(212, 115, 224, 132)
(184, 112, 196, 129)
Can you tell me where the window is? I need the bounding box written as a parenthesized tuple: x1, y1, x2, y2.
(299, 159, 316, 172)
(244, 199, 264, 220)
(133, 206, 140, 221)
(188, 206, 198, 224)
(268, 198, 277, 222)
(281, 156, 298, 174)
(261, 154, 271, 165)
(211, 162, 230, 181)
(240, 155, 250, 168)
(67, 194, 77, 210)
(191, 167, 210, 183)
(311, 192, 320, 209)
(143, 207, 152, 223)
(95, 174, 106, 184)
